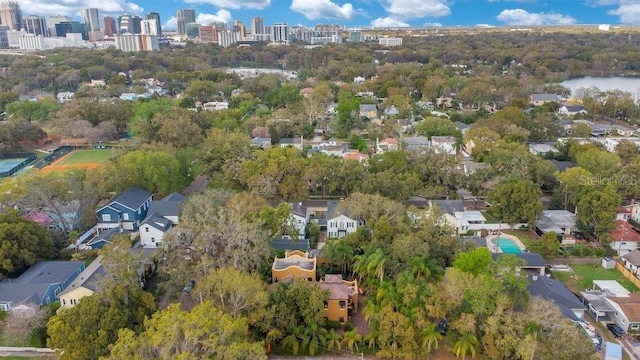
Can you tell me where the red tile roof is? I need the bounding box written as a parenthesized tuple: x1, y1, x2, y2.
(611, 220, 640, 242)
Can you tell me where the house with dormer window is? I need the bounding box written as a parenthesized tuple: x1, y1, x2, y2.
(96, 187, 153, 231)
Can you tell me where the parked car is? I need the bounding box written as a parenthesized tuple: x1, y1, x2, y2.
(437, 318, 448, 335)
(607, 323, 625, 338)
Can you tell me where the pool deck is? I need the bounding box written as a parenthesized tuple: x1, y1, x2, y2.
(486, 233, 526, 253)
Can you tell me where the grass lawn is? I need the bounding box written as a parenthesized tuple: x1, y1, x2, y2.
(553, 264, 640, 293)
(481, 211, 499, 223)
(58, 149, 113, 165)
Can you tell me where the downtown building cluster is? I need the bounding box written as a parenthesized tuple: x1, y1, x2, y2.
(0, 1, 388, 52)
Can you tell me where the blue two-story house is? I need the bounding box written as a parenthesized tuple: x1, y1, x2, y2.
(0, 261, 85, 316)
(96, 187, 153, 231)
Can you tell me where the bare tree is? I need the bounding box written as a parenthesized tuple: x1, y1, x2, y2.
(3, 304, 50, 345)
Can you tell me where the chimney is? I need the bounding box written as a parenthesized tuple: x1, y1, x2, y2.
(532, 274, 538, 281)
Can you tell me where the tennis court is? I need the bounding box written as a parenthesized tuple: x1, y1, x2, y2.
(0, 158, 27, 173)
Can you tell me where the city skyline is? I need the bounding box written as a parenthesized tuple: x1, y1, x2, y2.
(4, 0, 640, 29)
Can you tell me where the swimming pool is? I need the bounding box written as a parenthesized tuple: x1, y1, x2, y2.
(492, 238, 522, 254)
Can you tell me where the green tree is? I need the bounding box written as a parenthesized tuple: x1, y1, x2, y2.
(268, 279, 329, 339)
(265, 84, 302, 109)
(5, 98, 61, 123)
(0, 91, 18, 112)
(453, 332, 479, 359)
(415, 116, 463, 144)
(108, 302, 266, 360)
(577, 185, 621, 242)
(529, 232, 560, 259)
(335, 90, 359, 138)
(0, 210, 55, 276)
(486, 178, 542, 224)
(453, 247, 493, 276)
(421, 323, 442, 359)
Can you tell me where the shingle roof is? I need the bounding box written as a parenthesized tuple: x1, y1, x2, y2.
(549, 160, 575, 172)
(271, 237, 310, 251)
(433, 200, 465, 216)
(11, 261, 83, 285)
(527, 273, 585, 321)
(609, 293, 640, 322)
(108, 187, 152, 211)
(531, 94, 560, 102)
(140, 213, 173, 231)
(291, 202, 307, 218)
(60, 256, 105, 295)
(147, 197, 183, 219)
(623, 249, 640, 266)
(162, 193, 185, 202)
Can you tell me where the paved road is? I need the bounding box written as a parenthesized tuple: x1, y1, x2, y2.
(620, 338, 640, 360)
(0, 350, 55, 358)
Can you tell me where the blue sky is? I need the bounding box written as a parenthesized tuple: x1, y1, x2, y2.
(15, 0, 640, 29)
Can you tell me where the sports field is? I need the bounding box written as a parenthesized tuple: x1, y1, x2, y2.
(40, 149, 113, 173)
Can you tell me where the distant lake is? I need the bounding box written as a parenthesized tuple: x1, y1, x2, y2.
(560, 76, 640, 97)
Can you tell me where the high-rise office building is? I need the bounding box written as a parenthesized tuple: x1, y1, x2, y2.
(55, 21, 88, 40)
(199, 25, 217, 43)
(233, 20, 246, 39)
(103, 16, 116, 37)
(115, 33, 158, 52)
(118, 14, 142, 34)
(48, 15, 71, 37)
(273, 23, 289, 44)
(146, 12, 161, 36)
(80, 8, 100, 32)
(185, 22, 199, 38)
(250, 16, 264, 35)
(176, 9, 195, 35)
(0, 0, 22, 31)
(24, 15, 47, 36)
(0, 25, 9, 47)
(141, 19, 159, 36)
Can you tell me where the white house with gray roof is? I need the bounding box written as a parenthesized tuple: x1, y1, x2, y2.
(326, 200, 360, 239)
(139, 193, 185, 248)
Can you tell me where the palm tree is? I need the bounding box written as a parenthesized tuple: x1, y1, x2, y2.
(343, 330, 361, 353)
(453, 332, 479, 360)
(335, 240, 354, 276)
(409, 256, 431, 280)
(281, 328, 302, 355)
(366, 248, 387, 285)
(363, 330, 379, 350)
(421, 323, 442, 359)
(325, 328, 343, 352)
(320, 239, 339, 272)
(523, 321, 541, 360)
(302, 323, 327, 356)
(352, 251, 370, 282)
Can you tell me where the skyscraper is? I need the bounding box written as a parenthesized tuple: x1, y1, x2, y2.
(55, 21, 88, 40)
(141, 19, 159, 36)
(103, 16, 116, 37)
(176, 8, 195, 35)
(80, 8, 100, 32)
(48, 15, 71, 37)
(146, 12, 161, 36)
(0, 0, 22, 31)
(118, 14, 142, 34)
(250, 16, 264, 35)
(273, 23, 289, 44)
(24, 15, 47, 36)
(233, 20, 246, 39)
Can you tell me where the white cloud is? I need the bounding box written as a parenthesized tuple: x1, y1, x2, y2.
(19, 0, 143, 17)
(423, 22, 443, 27)
(381, 0, 450, 19)
(196, 10, 232, 25)
(184, 0, 270, 10)
(497, 9, 576, 25)
(164, 17, 177, 30)
(371, 17, 409, 27)
(608, 4, 640, 24)
(290, 0, 355, 20)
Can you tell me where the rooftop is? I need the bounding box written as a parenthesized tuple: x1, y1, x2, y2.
(527, 273, 585, 321)
(611, 220, 640, 242)
(609, 293, 640, 322)
(622, 249, 640, 266)
(273, 254, 315, 271)
(106, 187, 152, 211)
(536, 210, 577, 233)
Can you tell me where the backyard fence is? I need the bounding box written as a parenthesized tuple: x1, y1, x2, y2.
(33, 146, 74, 169)
(0, 152, 37, 178)
(616, 262, 640, 288)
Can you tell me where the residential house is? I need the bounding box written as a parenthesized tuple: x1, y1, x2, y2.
(549, 160, 575, 173)
(271, 237, 310, 252)
(288, 202, 308, 238)
(252, 137, 272, 149)
(535, 210, 577, 245)
(139, 193, 185, 248)
(621, 249, 640, 277)
(461, 160, 489, 177)
(96, 187, 153, 231)
(610, 220, 640, 256)
(353, 76, 365, 85)
(602, 137, 640, 153)
(529, 143, 559, 156)
(300, 87, 314, 97)
(376, 137, 399, 154)
(617, 207, 632, 221)
(530, 94, 560, 106)
(57, 91, 74, 103)
(606, 293, 640, 332)
(526, 272, 586, 321)
(359, 104, 377, 119)
(402, 136, 431, 151)
(428, 200, 486, 235)
(558, 105, 587, 117)
(581, 280, 631, 321)
(272, 250, 316, 283)
(0, 261, 85, 315)
(431, 136, 456, 155)
(279, 137, 304, 151)
(58, 256, 105, 309)
(326, 103, 338, 116)
(492, 253, 547, 276)
(343, 150, 368, 162)
(202, 101, 230, 111)
(318, 274, 358, 323)
(384, 106, 399, 117)
(25, 200, 81, 232)
(326, 200, 360, 239)
(119, 93, 142, 101)
(456, 121, 470, 134)
(85, 227, 130, 249)
(624, 200, 640, 223)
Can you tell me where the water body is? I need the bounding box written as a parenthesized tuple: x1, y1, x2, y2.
(560, 76, 640, 97)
